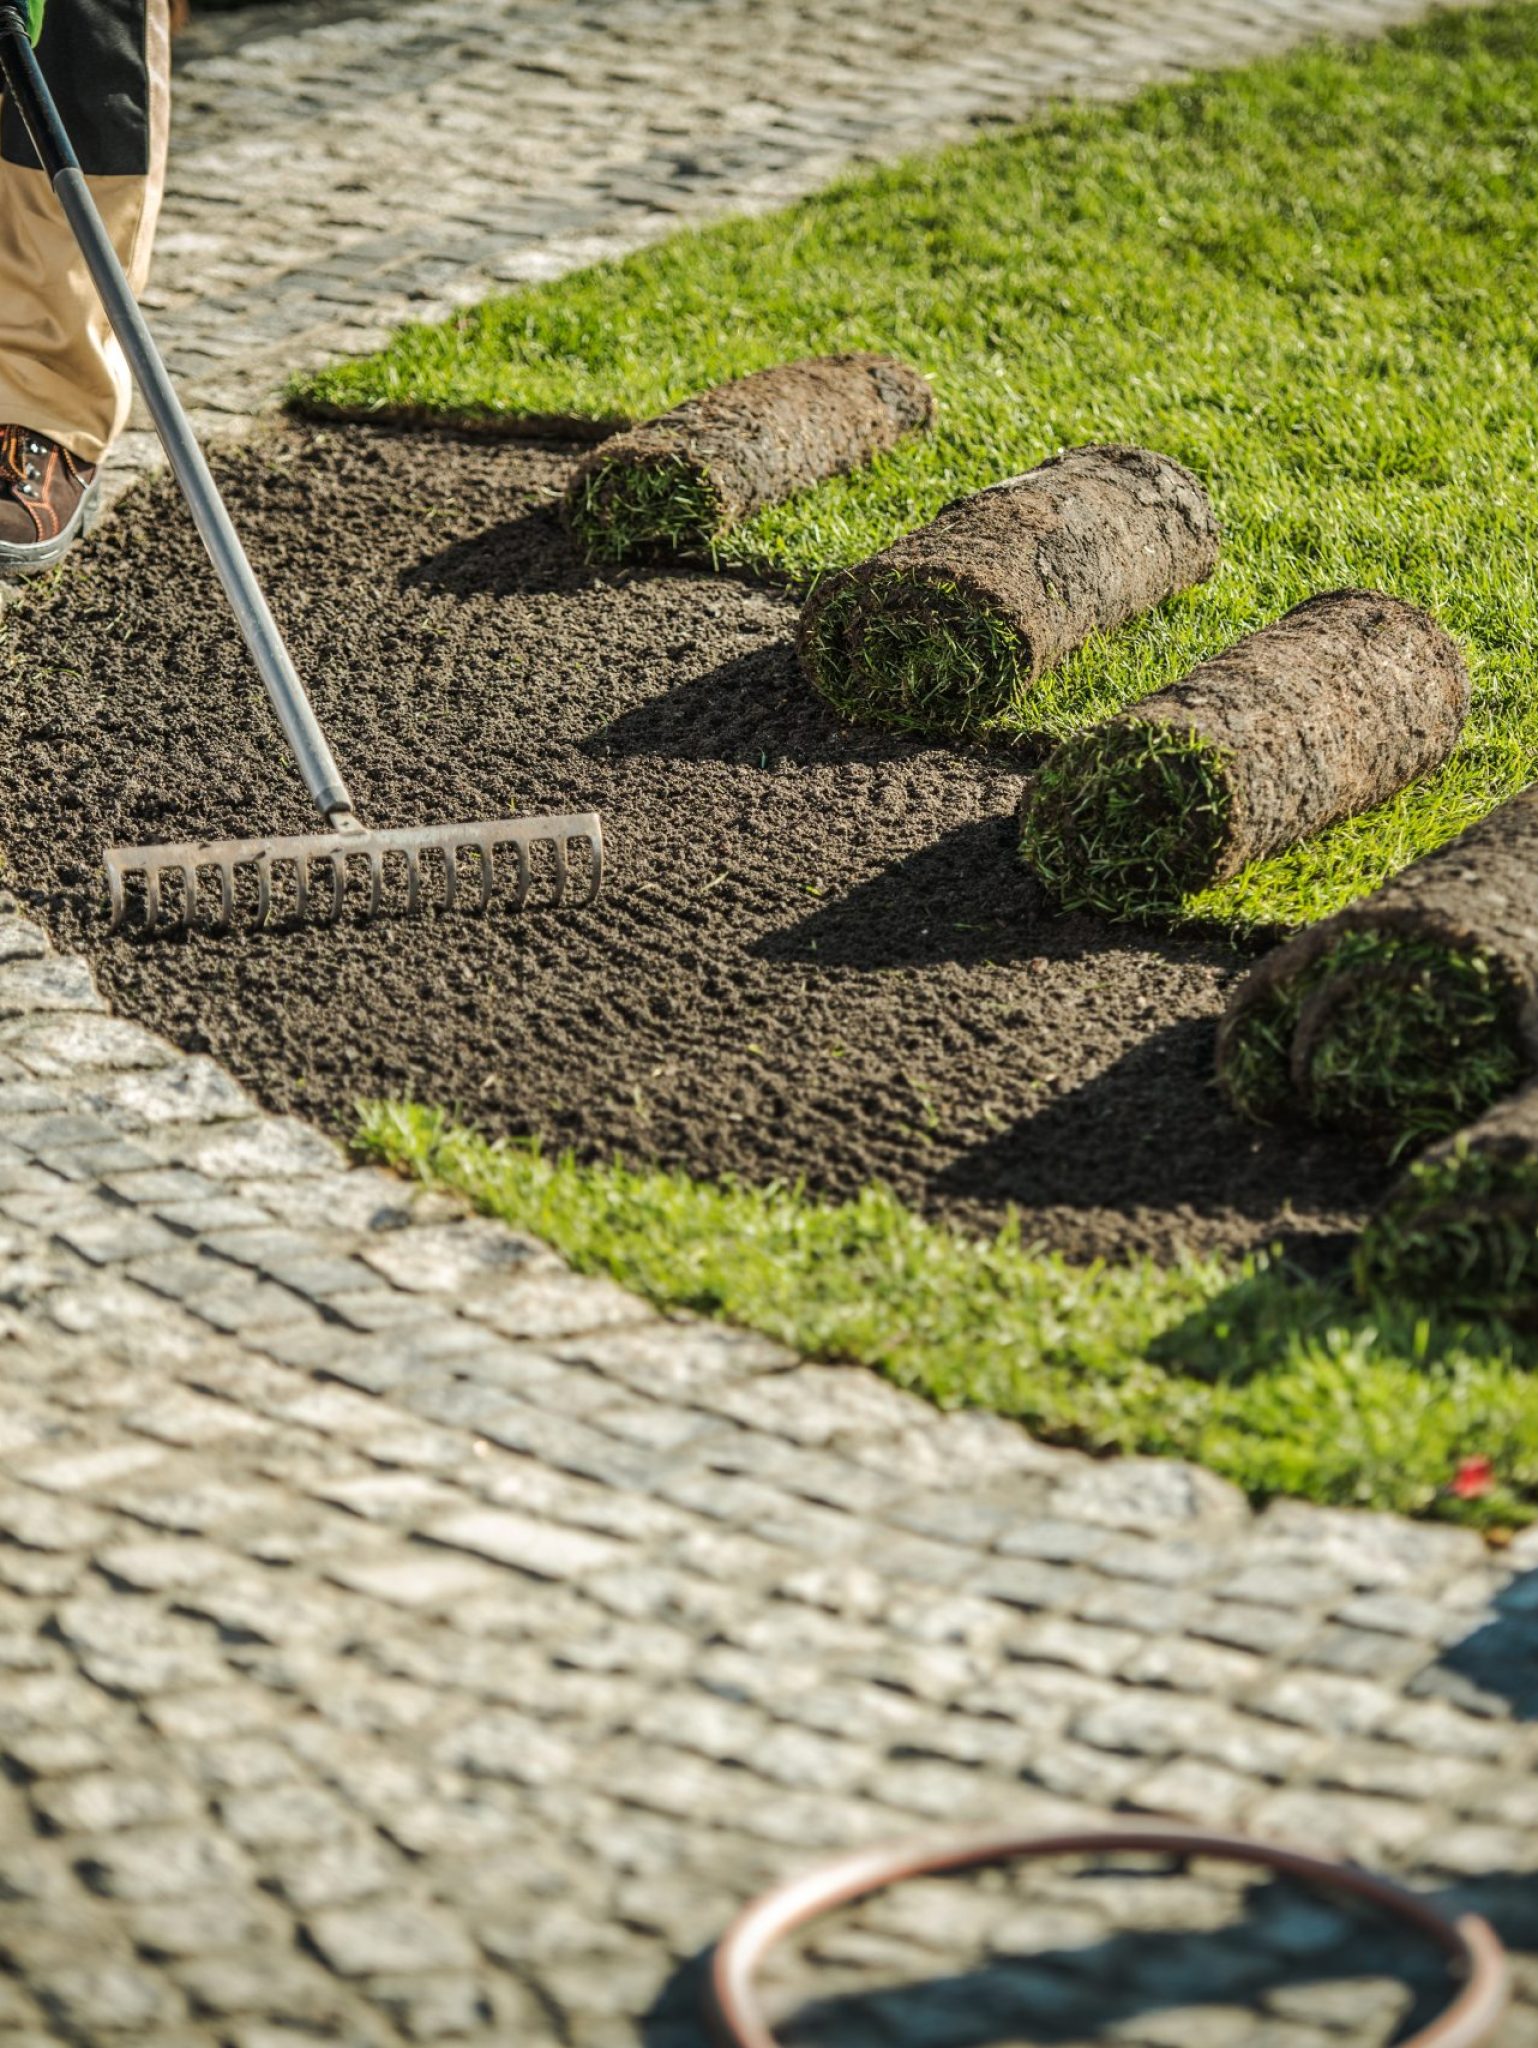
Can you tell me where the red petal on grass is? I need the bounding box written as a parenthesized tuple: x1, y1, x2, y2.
(1449, 1456, 1496, 1500)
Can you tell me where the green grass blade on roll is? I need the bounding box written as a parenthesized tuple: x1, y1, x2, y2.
(1019, 721, 1233, 920)
(1357, 1082, 1538, 1322)
(565, 451, 725, 562)
(803, 569, 1032, 738)
(1222, 932, 1526, 1150)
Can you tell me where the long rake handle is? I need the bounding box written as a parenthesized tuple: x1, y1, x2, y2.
(0, 6, 356, 826)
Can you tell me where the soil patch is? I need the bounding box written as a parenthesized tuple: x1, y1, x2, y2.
(0, 424, 1388, 1262)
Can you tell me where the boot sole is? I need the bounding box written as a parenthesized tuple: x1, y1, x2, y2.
(0, 471, 103, 576)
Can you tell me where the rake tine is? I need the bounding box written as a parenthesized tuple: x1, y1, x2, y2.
(366, 848, 384, 919)
(324, 849, 346, 925)
(511, 837, 531, 908)
(441, 844, 458, 915)
(405, 846, 421, 915)
(211, 859, 234, 937)
(169, 860, 195, 937)
(476, 835, 494, 913)
(144, 862, 162, 933)
(254, 853, 273, 930)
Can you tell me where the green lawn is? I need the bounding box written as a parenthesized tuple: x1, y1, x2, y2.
(361, 1103, 1538, 1527)
(321, 11, 1538, 1521)
(297, 3, 1538, 934)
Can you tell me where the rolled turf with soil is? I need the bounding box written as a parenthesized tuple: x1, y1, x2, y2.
(564, 353, 934, 560)
(1216, 780, 1538, 1152)
(1019, 590, 1470, 922)
(795, 443, 1219, 739)
(1356, 1082, 1538, 1323)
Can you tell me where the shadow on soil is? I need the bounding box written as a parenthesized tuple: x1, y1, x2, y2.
(751, 815, 1264, 973)
(753, 815, 1052, 969)
(583, 643, 1020, 775)
(399, 498, 610, 600)
(641, 1869, 1537, 2047)
(931, 1016, 1388, 1238)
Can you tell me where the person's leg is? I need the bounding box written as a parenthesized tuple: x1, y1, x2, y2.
(0, 0, 170, 566)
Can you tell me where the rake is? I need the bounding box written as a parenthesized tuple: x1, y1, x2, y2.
(0, 9, 602, 938)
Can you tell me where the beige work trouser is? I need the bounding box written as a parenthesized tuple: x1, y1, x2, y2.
(0, 0, 170, 465)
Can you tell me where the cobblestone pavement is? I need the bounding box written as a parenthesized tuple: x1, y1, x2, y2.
(7, 0, 1537, 2042)
(0, 898, 1535, 2044)
(98, 0, 1484, 505)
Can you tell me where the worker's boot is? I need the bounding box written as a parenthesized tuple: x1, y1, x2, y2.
(0, 425, 101, 574)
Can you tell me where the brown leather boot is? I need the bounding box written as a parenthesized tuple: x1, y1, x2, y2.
(0, 425, 101, 575)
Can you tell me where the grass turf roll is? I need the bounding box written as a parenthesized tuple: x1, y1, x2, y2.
(1356, 1082, 1538, 1324)
(1217, 780, 1538, 1152)
(1019, 590, 1470, 921)
(565, 353, 934, 560)
(795, 443, 1219, 739)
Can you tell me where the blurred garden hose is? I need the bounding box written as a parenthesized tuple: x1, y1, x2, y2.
(704, 1823, 1508, 2048)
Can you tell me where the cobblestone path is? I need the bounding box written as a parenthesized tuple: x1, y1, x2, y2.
(0, 896, 1534, 2043)
(5, 0, 1535, 2042)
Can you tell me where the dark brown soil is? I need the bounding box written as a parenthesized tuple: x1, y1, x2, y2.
(0, 424, 1390, 1262)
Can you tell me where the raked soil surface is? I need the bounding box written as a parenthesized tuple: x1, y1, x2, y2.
(0, 424, 1387, 1262)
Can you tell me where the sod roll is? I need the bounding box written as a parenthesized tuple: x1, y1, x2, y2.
(565, 354, 935, 560)
(1217, 781, 1538, 1151)
(796, 443, 1219, 739)
(1355, 1082, 1538, 1322)
(1019, 589, 1470, 921)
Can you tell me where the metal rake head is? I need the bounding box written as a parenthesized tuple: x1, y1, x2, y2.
(104, 811, 604, 938)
